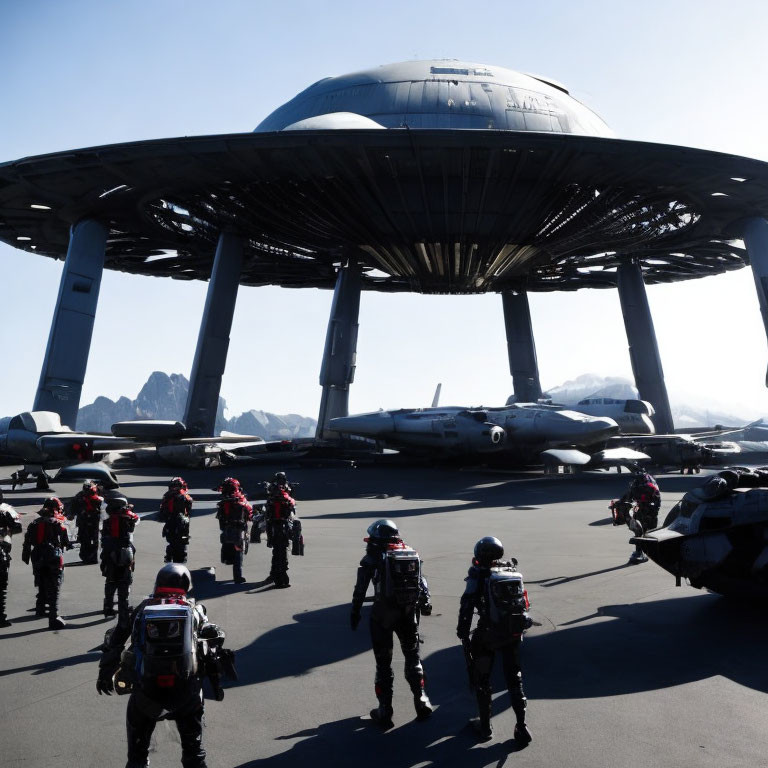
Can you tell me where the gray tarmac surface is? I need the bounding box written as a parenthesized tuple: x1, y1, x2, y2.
(2, 463, 767, 768)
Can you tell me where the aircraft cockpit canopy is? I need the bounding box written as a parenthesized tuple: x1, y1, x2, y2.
(9, 411, 71, 434)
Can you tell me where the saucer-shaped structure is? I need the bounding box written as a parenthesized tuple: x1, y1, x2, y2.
(1, 60, 767, 294)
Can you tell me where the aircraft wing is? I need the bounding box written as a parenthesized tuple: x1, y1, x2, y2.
(175, 433, 266, 446)
(540, 448, 592, 465)
(588, 447, 651, 467)
(111, 420, 265, 446)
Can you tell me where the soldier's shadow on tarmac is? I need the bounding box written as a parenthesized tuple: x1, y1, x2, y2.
(230, 602, 372, 685)
(234, 715, 520, 768)
(496, 592, 768, 702)
(302, 467, 706, 521)
(0, 650, 98, 677)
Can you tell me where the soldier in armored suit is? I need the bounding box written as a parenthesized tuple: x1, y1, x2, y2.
(160, 477, 193, 564)
(350, 519, 433, 728)
(97, 564, 235, 768)
(101, 497, 139, 623)
(67, 480, 104, 563)
(215, 478, 252, 584)
(622, 469, 661, 564)
(0, 494, 23, 626)
(21, 497, 70, 629)
(457, 536, 532, 744)
(262, 473, 302, 588)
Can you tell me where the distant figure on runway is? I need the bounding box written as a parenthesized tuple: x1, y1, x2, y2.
(216, 477, 252, 584)
(160, 477, 193, 563)
(100, 497, 139, 623)
(457, 536, 532, 744)
(21, 497, 70, 629)
(350, 519, 433, 728)
(0, 496, 23, 627)
(67, 480, 103, 563)
(620, 469, 661, 564)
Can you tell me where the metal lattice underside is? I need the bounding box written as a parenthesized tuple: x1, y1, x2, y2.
(1, 130, 767, 293)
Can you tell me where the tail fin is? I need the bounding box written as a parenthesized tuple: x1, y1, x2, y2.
(431, 384, 442, 408)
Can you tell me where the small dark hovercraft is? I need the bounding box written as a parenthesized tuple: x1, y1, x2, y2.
(632, 468, 768, 597)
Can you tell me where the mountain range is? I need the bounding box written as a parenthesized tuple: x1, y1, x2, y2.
(77, 372, 317, 439)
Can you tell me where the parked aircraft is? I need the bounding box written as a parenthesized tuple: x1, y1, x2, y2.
(0, 411, 270, 486)
(633, 468, 768, 597)
(0, 411, 134, 486)
(329, 403, 621, 463)
(109, 419, 272, 468)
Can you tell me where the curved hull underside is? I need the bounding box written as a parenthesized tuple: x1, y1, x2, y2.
(2, 130, 766, 293)
(634, 522, 768, 597)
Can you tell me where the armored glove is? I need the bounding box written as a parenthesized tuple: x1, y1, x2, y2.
(523, 614, 533, 631)
(96, 672, 114, 695)
(350, 611, 361, 631)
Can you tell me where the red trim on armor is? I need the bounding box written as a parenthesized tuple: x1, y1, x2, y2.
(154, 587, 186, 595)
(111, 516, 120, 538)
(36, 522, 45, 544)
(156, 675, 176, 687)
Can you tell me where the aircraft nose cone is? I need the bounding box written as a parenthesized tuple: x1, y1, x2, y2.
(555, 414, 619, 443)
(572, 416, 619, 441)
(329, 413, 394, 437)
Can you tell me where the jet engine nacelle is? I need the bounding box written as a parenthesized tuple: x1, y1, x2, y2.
(6, 429, 39, 459)
(454, 412, 506, 453)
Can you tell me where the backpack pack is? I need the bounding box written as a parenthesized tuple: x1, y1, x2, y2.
(134, 601, 198, 697)
(381, 547, 421, 609)
(36, 520, 63, 568)
(484, 565, 529, 639)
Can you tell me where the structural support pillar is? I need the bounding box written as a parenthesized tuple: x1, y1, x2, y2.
(741, 217, 768, 386)
(34, 218, 108, 428)
(183, 231, 243, 436)
(501, 287, 542, 402)
(316, 261, 362, 439)
(616, 257, 674, 434)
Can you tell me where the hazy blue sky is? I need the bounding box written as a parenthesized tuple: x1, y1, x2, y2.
(2, 0, 768, 422)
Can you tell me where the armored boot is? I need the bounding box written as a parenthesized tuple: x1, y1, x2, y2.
(35, 585, 47, 616)
(628, 547, 648, 564)
(473, 686, 493, 741)
(511, 694, 531, 746)
(407, 676, 433, 720)
(116, 580, 131, 624)
(47, 572, 66, 629)
(233, 548, 246, 583)
(178, 712, 208, 768)
(104, 581, 117, 617)
(370, 681, 394, 729)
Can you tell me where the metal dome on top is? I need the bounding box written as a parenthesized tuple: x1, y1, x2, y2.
(255, 59, 614, 137)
